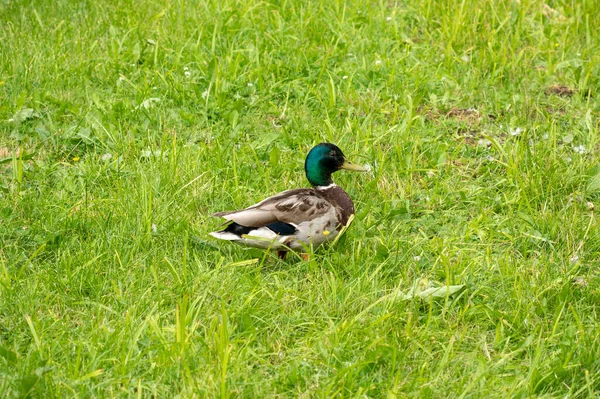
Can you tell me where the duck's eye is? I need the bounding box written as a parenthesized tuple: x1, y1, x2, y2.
(329, 150, 336, 157)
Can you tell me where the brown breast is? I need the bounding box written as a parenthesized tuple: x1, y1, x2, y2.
(318, 185, 355, 226)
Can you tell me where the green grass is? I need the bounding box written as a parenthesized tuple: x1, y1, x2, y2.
(1, 0, 600, 396)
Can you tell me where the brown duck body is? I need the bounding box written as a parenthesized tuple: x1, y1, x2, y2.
(210, 184, 355, 251)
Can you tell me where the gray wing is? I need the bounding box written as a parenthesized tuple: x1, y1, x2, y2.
(213, 188, 334, 227)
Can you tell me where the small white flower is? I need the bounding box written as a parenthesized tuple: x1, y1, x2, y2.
(413, 256, 421, 261)
(573, 276, 588, 287)
(568, 193, 583, 203)
(184, 71, 191, 78)
(485, 155, 495, 161)
(386, 16, 392, 21)
(573, 144, 586, 155)
(569, 254, 579, 264)
(140, 149, 152, 158)
(151, 223, 157, 233)
(247, 82, 254, 87)
(565, 156, 572, 163)
(510, 127, 524, 136)
(183, 66, 189, 71)
(101, 153, 113, 162)
(118, 76, 125, 82)
(342, 75, 348, 80)
(201, 90, 209, 99)
(363, 163, 372, 172)
(542, 133, 549, 140)
(477, 138, 492, 148)
(426, 170, 435, 177)
(138, 97, 161, 110)
(375, 59, 382, 66)
(461, 55, 470, 62)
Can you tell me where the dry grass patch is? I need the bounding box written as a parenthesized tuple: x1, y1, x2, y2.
(545, 84, 575, 97)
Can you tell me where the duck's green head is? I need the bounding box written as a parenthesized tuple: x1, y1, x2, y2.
(304, 143, 367, 187)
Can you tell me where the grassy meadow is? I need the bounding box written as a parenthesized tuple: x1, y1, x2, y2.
(2, 0, 600, 396)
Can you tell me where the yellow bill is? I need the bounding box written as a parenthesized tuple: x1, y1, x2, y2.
(341, 160, 368, 172)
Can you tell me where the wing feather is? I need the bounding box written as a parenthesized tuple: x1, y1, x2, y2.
(212, 188, 334, 227)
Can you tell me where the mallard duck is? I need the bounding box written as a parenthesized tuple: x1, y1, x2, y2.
(209, 143, 367, 259)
